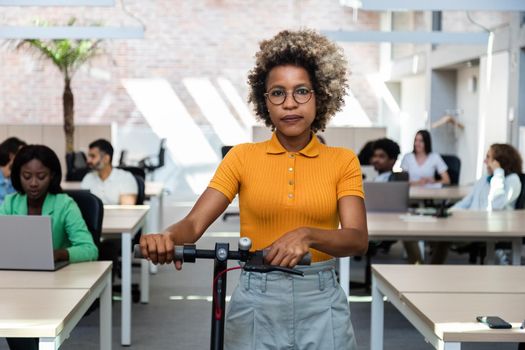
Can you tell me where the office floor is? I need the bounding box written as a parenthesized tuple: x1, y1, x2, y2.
(1, 199, 521, 350)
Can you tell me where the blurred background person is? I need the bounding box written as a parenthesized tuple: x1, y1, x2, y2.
(401, 130, 450, 187)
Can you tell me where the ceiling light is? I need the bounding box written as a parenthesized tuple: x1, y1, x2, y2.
(322, 30, 488, 44)
(0, 26, 144, 39)
(0, 0, 114, 5)
(353, 0, 525, 11)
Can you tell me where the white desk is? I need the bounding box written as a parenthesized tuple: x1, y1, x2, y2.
(409, 186, 472, 201)
(0, 262, 112, 350)
(339, 211, 525, 296)
(367, 211, 525, 265)
(103, 205, 149, 346)
(371, 265, 525, 350)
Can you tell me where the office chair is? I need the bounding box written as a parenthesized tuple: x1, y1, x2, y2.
(118, 150, 128, 167)
(138, 138, 167, 177)
(118, 166, 146, 182)
(220, 145, 240, 221)
(63, 190, 107, 314)
(437, 154, 461, 185)
(515, 173, 525, 210)
(63, 190, 104, 248)
(133, 174, 146, 205)
(65, 151, 90, 182)
(221, 145, 233, 158)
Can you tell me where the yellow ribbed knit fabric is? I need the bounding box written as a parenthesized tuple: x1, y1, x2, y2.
(208, 133, 364, 262)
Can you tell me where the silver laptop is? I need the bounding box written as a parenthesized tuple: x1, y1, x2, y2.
(364, 182, 410, 213)
(361, 165, 378, 181)
(0, 215, 69, 271)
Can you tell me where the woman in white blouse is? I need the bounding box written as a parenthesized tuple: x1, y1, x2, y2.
(401, 130, 451, 186)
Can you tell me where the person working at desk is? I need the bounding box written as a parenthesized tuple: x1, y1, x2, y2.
(81, 139, 138, 205)
(401, 130, 450, 187)
(140, 29, 368, 349)
(0, 145, 98, 350)
(0, 137, 26, 204)
(370, 138, 407, 182)
(432, 143, 523, 264)
(370, 138, 423, 264)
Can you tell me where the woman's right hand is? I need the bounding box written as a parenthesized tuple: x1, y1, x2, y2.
(139, 232, 183, 270)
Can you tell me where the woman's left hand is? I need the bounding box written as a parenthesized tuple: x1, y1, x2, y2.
(53, 249, 69, 262)
(488, 159, 501, 172)
(264, 227, 311, 267)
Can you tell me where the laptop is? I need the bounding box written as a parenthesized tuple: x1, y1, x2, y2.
(0, 215, 69, 271)
(361, 165, 378, 181)
(364, 182, 410, 213)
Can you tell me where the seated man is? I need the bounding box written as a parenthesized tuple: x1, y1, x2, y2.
(81, 139, 138, 205)
(370, 138, 408, 182)
(370, 138, 421, 263)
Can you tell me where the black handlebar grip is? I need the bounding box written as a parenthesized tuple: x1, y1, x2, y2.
(262, 249, 312, 265)
(132, 244, 184, 261)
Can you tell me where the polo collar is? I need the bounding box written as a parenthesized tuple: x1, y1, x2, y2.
(266, 132, 320, 158)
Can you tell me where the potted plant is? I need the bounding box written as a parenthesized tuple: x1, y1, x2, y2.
(17, 19, 103, 154)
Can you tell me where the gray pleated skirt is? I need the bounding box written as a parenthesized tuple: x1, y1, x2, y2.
(224, 259, 357, 350)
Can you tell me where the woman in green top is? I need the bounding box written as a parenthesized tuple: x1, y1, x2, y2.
(0, 144, 98, 350)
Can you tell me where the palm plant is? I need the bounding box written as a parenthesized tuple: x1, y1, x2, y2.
(17, 20, 102, 153)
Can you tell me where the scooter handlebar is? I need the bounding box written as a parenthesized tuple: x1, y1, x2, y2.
(133, 244, 312, 265)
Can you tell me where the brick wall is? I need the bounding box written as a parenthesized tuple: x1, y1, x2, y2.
(0, 1, 381, 128)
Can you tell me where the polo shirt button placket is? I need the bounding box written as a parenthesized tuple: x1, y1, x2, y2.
(287, 153, 296, 202)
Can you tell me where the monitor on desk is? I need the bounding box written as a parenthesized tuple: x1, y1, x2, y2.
(0, 216, 69, 271)
(364, 181, 410, 213)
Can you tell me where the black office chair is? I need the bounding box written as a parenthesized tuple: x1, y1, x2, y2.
(437, 154, 461, 185)
(514, 173, 525, 210)
(133, 174, 146, 205)
(138, 138, 167, 176)
(220, 145, 240, 221)
(65, 151, 90, 182)
(118, 166, 146, 182)
(63, 190, 107, 314)
(221, 145, 233, 159)
(118, 150, 128, 167)
(63, 190, 104, 249)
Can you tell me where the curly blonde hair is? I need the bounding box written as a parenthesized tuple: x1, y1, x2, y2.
(248, 29, 348, 132)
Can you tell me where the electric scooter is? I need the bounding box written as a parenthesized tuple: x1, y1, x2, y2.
(134, 237, 311, 350)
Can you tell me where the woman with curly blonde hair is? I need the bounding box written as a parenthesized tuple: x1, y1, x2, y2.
(141, 29, 367, 349)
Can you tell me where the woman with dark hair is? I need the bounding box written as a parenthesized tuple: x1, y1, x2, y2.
(0, 145, 98, 350)
(401, 129, 451, 186)
(452, 143, 522, 211)
(0, 137, 26, 204)
(140, 29, 367, 349)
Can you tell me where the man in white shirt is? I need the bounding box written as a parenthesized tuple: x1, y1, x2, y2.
(81, 139, 138, 205)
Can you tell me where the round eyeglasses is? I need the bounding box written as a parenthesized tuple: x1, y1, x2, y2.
(264, 87, 314, 105)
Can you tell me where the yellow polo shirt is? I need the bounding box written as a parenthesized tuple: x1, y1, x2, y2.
(209, 133, 364, 262)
